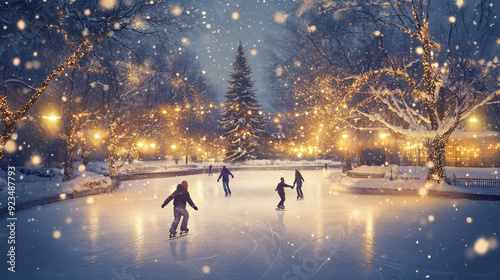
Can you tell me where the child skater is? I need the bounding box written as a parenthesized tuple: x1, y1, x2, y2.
(275, 177, 294, 211)
(293, 170, 305, 199)
(161, 180, 198, 238)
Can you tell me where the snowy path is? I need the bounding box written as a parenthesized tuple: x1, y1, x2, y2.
(1, 170, 499, 279)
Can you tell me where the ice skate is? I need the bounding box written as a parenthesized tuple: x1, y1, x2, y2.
(276, 206, 285, 211)
(180, 230, 189, 236)
(169, 233, 176, 238)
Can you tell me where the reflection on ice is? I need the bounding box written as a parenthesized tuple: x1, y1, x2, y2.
(88, 205, 99, 246)
(364, 210, 375, 266)
(134, 214, 145, 262)
(169, 239, 187, 260)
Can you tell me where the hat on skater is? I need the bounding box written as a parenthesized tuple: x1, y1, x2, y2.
(181, 180, 188, 190)
(280, 177, 284, 181)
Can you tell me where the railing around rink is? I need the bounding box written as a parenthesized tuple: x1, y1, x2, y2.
(452, 174, 500, 188)
(346, 171, 385, 179)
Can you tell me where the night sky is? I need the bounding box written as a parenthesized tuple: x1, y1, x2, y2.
(194, 0, 291, 110)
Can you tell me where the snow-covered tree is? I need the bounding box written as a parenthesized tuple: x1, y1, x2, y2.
(345, 0, 499, 182)
(266, 2, 378, 163)
(0, 0, 195, 162)
(220, 43, 266, 162)
(286, 0, 499, 182)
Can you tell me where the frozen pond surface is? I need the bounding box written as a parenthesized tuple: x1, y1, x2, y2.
(1, 170, 499, 279)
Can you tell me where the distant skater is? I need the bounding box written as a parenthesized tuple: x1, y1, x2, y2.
(275, 177, 294, 211)
(161, 180, 198, 238)
(293, 170, 305, 199)
(208, 165, 213, 176)
(217, 166, 234, 196)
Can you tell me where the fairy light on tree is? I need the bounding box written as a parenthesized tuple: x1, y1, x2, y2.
(0, 0, 197, 163)
(60, 112, 91, 181)
(297, 0, 500, 182)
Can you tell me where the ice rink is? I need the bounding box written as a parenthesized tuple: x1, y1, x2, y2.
(2, 169, 499, 279)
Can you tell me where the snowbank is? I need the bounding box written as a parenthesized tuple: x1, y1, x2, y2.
(0, 167, 113, 213)
(332, 165, 500, 197)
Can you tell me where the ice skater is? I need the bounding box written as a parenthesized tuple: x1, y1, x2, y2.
(293, 170, 305, 199)
(161, 180, 198, 238)
(217, 165, 234, 196)
(275, 177, 294, 211)
(208, 164, 213, 176)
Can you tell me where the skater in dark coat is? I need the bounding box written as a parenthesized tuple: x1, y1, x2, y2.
(293, 170, 305, 199)
(208, 165, 213, 176)
(217, 165, 234, 196)
(161, 180, 198, 238)
(275, 177, 294, 210)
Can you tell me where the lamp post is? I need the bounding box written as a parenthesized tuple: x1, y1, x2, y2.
(342, 134, 351, 172)
(380, 133, 392, 180)
(42, 115, 61, 167)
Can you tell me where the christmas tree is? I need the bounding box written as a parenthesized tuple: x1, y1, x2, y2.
(220, 42, 266, 162)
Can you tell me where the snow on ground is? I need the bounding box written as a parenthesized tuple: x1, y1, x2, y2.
(0, 168, 112, 207)
(1, 169, 498, 279)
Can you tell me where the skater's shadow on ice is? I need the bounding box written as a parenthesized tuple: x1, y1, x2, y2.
(169, 239, 187, 260)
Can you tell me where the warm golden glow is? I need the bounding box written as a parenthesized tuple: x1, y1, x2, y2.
(43, 115, 61, 121)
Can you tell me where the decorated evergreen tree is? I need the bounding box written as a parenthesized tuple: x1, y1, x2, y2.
(220, 43, 266, 162)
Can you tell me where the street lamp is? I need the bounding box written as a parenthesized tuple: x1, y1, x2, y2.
(342, 134, 351, 172)
(469, 117, 480, 132)
(380, 133, 393, 180)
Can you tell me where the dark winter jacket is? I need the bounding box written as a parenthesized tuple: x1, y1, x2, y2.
(162, 184, 197, 210)
(217, 167, 234, 182)
(294, 171, 305, 187)
(275, 181, 293, 195)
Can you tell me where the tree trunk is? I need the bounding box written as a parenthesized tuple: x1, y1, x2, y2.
(62, 147, 74, 181)
(425, 135, 448, 182)
(108, 120, 118, 180)
(81, 143, 90, 167)
(345, 148, 352, 171)
(62, 116, 79, 182)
